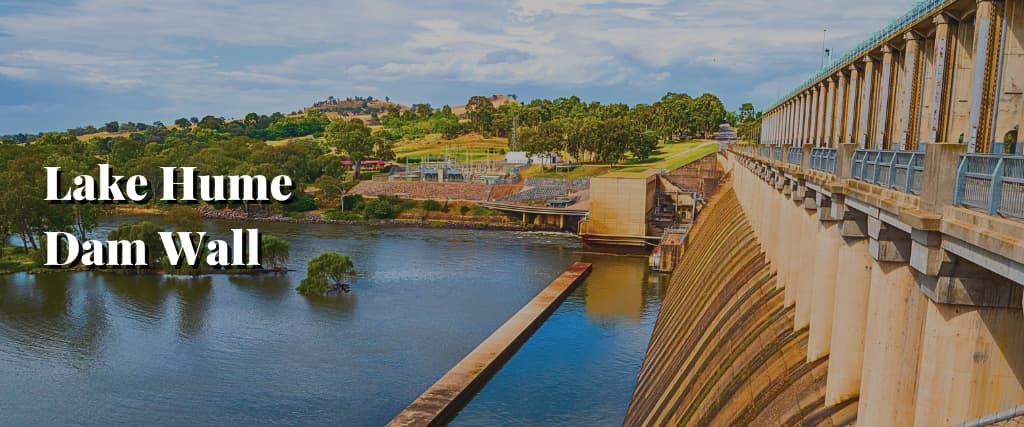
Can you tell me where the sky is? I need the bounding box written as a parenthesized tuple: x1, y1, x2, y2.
(0, 0, 917, 134)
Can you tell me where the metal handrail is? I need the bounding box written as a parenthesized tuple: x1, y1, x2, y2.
(787, 147, 802, 165)
(810, 148, 838, 173)
(955, 154, 1024, 218)
(850, 149, 926, 194)
(766, 0, 949, 112)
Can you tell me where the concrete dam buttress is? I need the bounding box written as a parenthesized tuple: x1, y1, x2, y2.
(626, 152, 1024, 426)
(625, 168, 857, 426)
(629, 0, 1024, 424)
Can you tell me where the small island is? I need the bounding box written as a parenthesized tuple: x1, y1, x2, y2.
(297, 252, 357, 296)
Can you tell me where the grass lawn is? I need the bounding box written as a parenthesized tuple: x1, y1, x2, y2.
(76, 131, 132, 141)
(518, 164, 613, 179)
(0, 245, 38, 274)
(522, 140, 719, 177)
(265, 135, 317, 147)
(617, 141, 719, 172)
(394, 133, 508, 162)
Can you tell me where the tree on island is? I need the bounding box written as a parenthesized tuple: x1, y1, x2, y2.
(108, 221, 164, 267)
(297, 252, 356, 295)
(260, 234, 291, 272)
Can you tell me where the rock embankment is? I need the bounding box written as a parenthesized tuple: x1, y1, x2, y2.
(349, 181, 495, 201)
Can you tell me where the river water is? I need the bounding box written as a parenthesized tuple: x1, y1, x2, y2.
(0, 218, 662, 426)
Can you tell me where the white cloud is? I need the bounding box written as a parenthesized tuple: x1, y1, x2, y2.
(0, 0, 920, 131)
(0, 65, 33, 78)
(647, 72, 670, 81)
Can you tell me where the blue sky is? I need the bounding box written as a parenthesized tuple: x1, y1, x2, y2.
(0, 0, 916, 134)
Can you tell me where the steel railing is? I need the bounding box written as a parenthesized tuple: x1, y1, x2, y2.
(955, 154, 1024, 218)
(850, 149, 926, 194)
(809, 148, 838, 173)
(766, 0, 948, 112)
(787, 147, 802, 165)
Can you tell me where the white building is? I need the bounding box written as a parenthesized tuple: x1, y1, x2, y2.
(505, 151, 560, 166)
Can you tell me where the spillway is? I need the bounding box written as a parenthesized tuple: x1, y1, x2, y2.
(625, 175, 858, 426)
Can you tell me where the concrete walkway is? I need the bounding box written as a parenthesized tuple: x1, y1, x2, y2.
(388, 262, 593, 427)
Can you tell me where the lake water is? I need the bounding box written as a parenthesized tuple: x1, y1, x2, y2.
(453, 253, 666, 426)
(0, 218, 662, 426)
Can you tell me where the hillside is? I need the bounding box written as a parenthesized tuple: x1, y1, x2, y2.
(310, 96, 409, 118)
(450, 95, 520, 116)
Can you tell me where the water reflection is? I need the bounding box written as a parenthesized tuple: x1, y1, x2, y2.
(226, 274, 292, 300)
(168, 276, 213, 339)
(0, 219, 588, 426)
(580, 255, 648, 322)
(0, 273, 111, 365)
(104, 273, 173, 324)
(453, 252, 666, 426)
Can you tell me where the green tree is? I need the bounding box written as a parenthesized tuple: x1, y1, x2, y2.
(167, 206, 203, 232)
(414, 103, 432, 117)
(738, 103, 756, 122)
(314, 175, 346, 209)
(520, 120, 564, 158)
(465, 96, 496, 134)
(655, 92, 693, 141)
(260, 234, 291, 272)
(324, 119, 389, 180)
(108, 221, 164, 267)
(364, 198, 398, 219)
(692, 93, 726, 138)
(297, 253, 356, 295)
(629, 131, 660, 161)
(422, 199, 442, 211)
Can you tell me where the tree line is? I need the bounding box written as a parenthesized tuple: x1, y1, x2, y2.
(494, 93, 732, 163)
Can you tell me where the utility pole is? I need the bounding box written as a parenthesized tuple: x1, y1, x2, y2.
(821, 29, 828, 68)
(512, 114, 520, 151)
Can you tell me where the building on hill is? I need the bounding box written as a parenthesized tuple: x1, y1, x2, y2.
(504, 151, 560, 166)
(341, 160, 388, 171)
(713, 121, 738, 142)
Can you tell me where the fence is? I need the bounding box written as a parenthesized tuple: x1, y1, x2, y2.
(809, 148, 838, 173)
(850, 150, 926, 194)
(766, 0, 948, 111)
(954, 154, 1024, 218)
(787, 147, 802, 165)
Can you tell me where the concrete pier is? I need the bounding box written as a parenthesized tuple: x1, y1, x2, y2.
(824, 237, 873, 406)
(389, 262, 592, 427)
(807, 220, 840, 362)
(858, 261, 927, 426)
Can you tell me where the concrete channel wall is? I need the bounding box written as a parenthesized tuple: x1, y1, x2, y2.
(388, 262, 592, 427)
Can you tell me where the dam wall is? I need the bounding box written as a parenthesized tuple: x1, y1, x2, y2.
(625, 175, 857, 425)
(628, 146, 1024, 425)
(630, 0, 1024, 422)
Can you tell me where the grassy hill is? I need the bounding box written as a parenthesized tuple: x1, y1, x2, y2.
(450, 95, 519, 116)
(311, 96, 408, 117)
(520, 140, 719, 178)
(394, 133, 508, 163)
